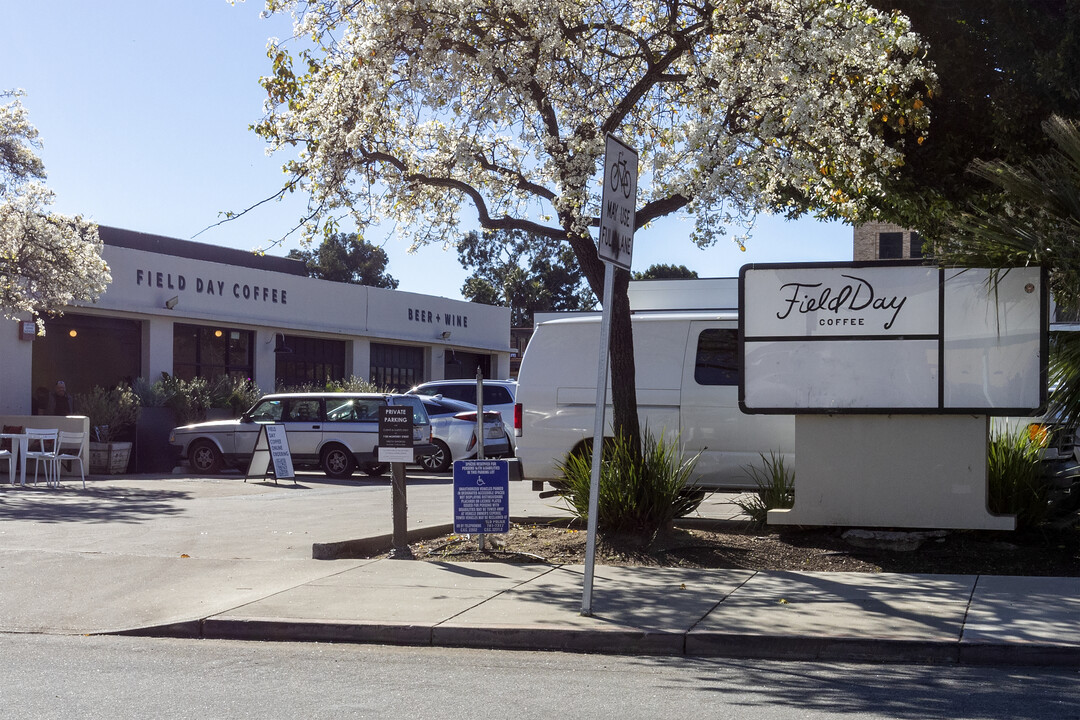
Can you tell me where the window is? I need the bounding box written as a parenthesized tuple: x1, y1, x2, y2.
(173, 324, 253, 381)
(878, 232, 903, 259)
(275, 335, 346, 389)
(248, 398, 285, 423)
(325, 397, 382, 422)
(284, 398, 322, 422)
(33, 314, 141, 401)
(443, 349, 491, 379)
(694, 329, 739, 386)
(370, 343, 424, 391)
(910, 232, 928, 259)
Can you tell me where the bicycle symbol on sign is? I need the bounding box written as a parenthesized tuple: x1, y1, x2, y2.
(608, 151, 634, 199)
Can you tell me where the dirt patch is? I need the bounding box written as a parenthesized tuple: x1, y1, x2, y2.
(395, 518, 1079, 576)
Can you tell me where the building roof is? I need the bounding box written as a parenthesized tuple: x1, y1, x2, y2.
(98, 226, 307, 277)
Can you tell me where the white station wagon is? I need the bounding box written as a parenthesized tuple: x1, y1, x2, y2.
(170, 393, 433, 479)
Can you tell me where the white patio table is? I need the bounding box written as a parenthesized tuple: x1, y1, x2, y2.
(0, 433, 29, 486)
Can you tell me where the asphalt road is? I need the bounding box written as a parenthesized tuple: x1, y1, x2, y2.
(1, 633, 1076, 720)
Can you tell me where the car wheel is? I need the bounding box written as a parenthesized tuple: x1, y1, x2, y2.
(359, 462, 389, 477)
(321, 444, 356, 479)
(189, 440, 223, 474)
(419, 439, 452, 473)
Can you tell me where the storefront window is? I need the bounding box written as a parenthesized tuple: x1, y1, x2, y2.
(33, 314, 141, 403)
(275, 335, 346, 389)
(443, 349, 492, 380)
(173, 324, 253, 381)
(370, 343, 424, 391)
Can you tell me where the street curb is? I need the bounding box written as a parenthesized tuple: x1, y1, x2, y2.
(312, 523, 455, 559)
(432, 623, 686, 655)
(115, 617, 1080, 667)
(958, 642, 1080, 667)
(202, 618, 434, 646)
(113, 619, 204, 640)
(685, 633, 959, 664)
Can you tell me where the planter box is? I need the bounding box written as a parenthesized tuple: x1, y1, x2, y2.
(136, 407, 179, 473)
(90, 441, 132, 474)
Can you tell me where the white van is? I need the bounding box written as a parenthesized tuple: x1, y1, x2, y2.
(514, 302, 795, 492)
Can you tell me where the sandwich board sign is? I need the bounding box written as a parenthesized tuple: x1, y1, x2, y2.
(246, 423, 295, 484)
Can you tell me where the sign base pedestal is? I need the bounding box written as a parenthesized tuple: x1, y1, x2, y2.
(769, 414, 1014, 531)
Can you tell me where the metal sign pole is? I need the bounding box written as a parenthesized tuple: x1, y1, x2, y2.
(390, 460, 412, 558)
(582, 134, 636, 616)
(581, 261, 615, 616)
(476, 367, 486, 551)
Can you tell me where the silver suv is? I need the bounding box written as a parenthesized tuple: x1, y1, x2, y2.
(407, 379, 517, 448)
(170, 393, 433, 478)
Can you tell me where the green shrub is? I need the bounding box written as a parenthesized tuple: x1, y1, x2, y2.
(131, 376, 168, 407)
(210, 376, 263, 416)
(734, 452, 795, 525)
(277, 376, 389, 394)
(988, 429, 1049, 529)
(75, 384, 142, 443)
(555, 431, 704, 541)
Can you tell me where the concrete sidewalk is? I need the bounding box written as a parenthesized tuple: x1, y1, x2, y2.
(1, 474, 1076, 666)
(140, 558, 1080, 667)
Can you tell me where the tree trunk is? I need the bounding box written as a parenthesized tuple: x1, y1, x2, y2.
(566, 230, 641, 457)
(609, 267, 641, 456)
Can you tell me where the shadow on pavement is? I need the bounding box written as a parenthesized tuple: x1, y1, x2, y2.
(0, 485, 190, 524)
(653, 657, 1077, 719)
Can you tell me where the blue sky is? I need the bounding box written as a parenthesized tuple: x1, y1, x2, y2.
(2, 0, 853, 301)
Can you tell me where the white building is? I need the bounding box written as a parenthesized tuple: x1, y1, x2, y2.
(1, 227, 511, 413)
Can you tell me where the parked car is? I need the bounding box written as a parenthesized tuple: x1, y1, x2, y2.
(407, 379, 518, 448)
(169, 393, 434, 479)
(413, 394, 511, 472)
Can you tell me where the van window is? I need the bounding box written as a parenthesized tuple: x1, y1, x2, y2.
(694, 329, 739, 386)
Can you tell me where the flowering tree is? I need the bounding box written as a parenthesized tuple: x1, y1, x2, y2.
(255, 0, 936, 443)
(0, 91, 110, 330)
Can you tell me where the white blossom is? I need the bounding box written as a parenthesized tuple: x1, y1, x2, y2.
(0, 91, 110, 329)
(256, 0, 937, 256)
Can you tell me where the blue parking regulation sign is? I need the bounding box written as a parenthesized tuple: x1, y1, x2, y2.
(453, 459, 510, 534)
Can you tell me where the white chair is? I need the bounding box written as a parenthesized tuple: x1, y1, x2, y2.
(53, 431, 86, 489)
(24, 429, 59, 487)
(0, 447, 11, 484)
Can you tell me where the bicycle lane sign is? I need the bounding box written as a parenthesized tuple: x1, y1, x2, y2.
(598, 134, 638, 270)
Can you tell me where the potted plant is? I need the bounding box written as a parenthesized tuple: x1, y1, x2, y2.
(75, 384, 141, 474)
